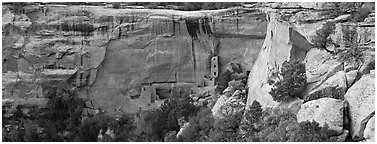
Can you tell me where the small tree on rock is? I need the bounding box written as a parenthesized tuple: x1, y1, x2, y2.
(269, 60, 307, 103)
(311, 22, 336, 53)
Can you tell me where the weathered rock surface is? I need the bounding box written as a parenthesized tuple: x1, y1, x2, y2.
(344, 72, 375, 139)
(2, 4, 266, 114)
(246, 11, 312, 109)
(297, 98, 344, 134)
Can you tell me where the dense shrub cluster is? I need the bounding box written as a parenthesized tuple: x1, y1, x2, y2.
(290, 121, 339, 142)
(2, 87, 138, 142)
(253, 109, 298, 142)
(2, 118, 51, 142)
(177, 100, 338, 142)
(178, 107, 244, 142)
(78, 113, 136, 142)
(207, 113, 244, 142)
(179, 108, 215, 142)
(2, 86, 202, 142)
(3, 86, 343, 142)
(244, 100, 263, 124)
(215, 64, 248, 94)
(2, 87, 85, 142)
(240, 100, 263, 141)
(153, 93, 200, 140)
(269, 60, 307, 102)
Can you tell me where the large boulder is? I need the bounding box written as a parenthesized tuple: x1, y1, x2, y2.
(246, 11, 312, 109)
(297, 98, 345, 134)
(212, 90, 246, 119)
(344, 72, 375, 139)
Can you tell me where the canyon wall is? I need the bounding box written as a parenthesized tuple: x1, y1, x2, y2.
(2, 2, 375, 142)
(2, 4, 267, 114)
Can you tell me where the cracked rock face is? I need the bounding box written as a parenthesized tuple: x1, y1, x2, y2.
(2, 4, 267, 114)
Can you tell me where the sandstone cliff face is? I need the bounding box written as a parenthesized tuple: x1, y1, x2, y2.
(246, 11, 312, 109)
(2, 4, 267, 114)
